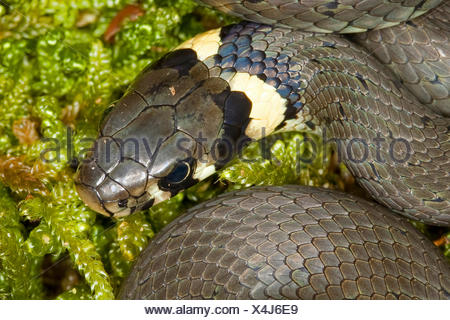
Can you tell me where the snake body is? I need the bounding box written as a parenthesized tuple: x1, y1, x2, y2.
(119, 186, 450, 299)
(74, 1, 450, 299)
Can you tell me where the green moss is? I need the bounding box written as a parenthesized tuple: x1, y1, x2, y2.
(55, 283, 92, 300)
(0, 0, 447, 300)
(444, 232, 450, 258)
(0, 184, 43, 299)
(0, 0, 238, 300)
(221, 132, 337, 188)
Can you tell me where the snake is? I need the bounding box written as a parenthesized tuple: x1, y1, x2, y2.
(74, 0, 450, 299)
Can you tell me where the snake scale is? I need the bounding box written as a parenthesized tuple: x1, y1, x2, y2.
(74, 1, 450, 299)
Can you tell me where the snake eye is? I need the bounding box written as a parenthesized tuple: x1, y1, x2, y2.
(165, 161, 191, 184)
(158, 158, 196, 193)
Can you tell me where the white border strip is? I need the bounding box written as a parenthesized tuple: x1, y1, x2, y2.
(0, 300, 447, 320)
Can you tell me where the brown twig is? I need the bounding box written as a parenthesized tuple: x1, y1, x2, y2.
(103, 4, 145, 43)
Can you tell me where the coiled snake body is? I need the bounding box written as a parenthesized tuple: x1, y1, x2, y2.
(75, 1, 450, 299)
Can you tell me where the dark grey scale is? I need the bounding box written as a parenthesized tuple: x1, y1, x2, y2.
(131, 62, 207, 107)
(219, 30, 239, 45)
(109, 159, 148, 198)
(305, 121, 316, 130)
(184, 76, 251, 162)
(203, 55, 221, 69)
(150, 49, 198, 76)
(219, 67, 238, 82)
(97, 177, 129, 206)
(77, 159, 105, 189)
(248, 50, 265, 62)
(263, 57, 277, 68)
(321, 10, 335, 18)
(76, 184, 108, 216)
(265, 49, 279, 59)
(101, 91, 148, 137)
(292, 100, 304, 110)
(235, 57, 252, 72)
(283, 104, 301, 120)
(220, 23, 256, 45)
(275, 84, 294, 99)
(237, 46, 252, 57)
(139, 199, 154, 211)
(251, 40, 269, 51)
(223, 92, 252, 128)
(235, 35, 251, 48)
(250, 31, 267, 41)
(288, 92, 301, 104)
(278, 72, 289, 82)
(288, 71, 302, 81)
(112, 106, 175, 168)
(149, 132, 197, 178)
(221, 33, 240, 45)
(219, 23, 244, 40)
(287, 77, 302, 91)
(210, 88, 231, 110)
(220, 27, 240, 43)
(257, 73, 267, 82)
(218, 42, 238, 58)
(266, 77, 281, 88)
(222, 124, 243, 142)
(253, 24, 273, 34)
(284, 88, 303, 119)
(209, 66, 222, 78)
(175, 81, 225, 153)
(276, 53, 290, 64)
(221, 54, 237, 68)
(188, 62, 212, 83)
(264, 67, 278, 78)
(238, 22, 260, 35)
(276, 62, 289, 73)
(277, 84, 293, 98)
(322, 41, 336, 48)
(323, 1, 338, 9)
(93, 136, 121, 174)
(249, 61, 265, 75)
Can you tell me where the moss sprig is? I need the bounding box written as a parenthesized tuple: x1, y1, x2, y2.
(19, 181, 114, 299)
(0, 184, 43, 299)
(220, 132, 336, 188)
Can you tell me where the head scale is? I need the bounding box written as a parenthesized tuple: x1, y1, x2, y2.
(75, 49, 252, 217)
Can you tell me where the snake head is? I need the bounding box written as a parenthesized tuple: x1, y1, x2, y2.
(75, 49, 251, 217)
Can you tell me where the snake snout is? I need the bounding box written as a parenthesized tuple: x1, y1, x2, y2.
(75, 156, 156, 217)
(74, 133, 156, 217)
(75, 174, 109, 217)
